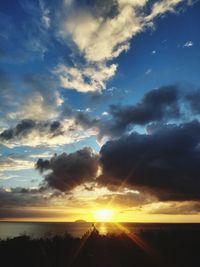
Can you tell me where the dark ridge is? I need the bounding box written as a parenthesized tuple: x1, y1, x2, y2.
(1, 226, 200, 267)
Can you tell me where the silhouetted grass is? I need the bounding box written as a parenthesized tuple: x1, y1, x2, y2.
(1, 226, 200, 267)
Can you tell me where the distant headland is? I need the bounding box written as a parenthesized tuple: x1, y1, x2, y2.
(74, 219, 87, 223)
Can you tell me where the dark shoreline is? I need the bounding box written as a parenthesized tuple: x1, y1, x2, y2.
(1, 226, 200, 267)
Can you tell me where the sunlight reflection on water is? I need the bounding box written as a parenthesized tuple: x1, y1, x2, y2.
(0, 222, 122, 239)
(1, 222, 198, 240)
(97, 222, 109, 235)
(95, 222, 125, 235)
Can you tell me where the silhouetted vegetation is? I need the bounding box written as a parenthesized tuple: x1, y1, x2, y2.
(1, 226, 200, 267)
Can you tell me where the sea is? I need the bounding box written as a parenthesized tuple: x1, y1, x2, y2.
(0, 222, 200, 240)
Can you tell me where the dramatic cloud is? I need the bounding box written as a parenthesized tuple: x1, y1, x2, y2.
(96, 85, 200, 139)
(62, 0, 186, 63)
(61, 1, 140, 63)
(0, 119, 75, 147)
(0, 119, 62, 144)
(1, 0, 199, 221)
(36, 147, 99, 192)
(57, 0, 187, 92)
(107, 85, 180, 135)
(2, 84, 199, 147)
(99, 120, 200, 201)
(0, 116, 97, 147)
(59, 85, 182, 141)
(34, 117, 200, 202)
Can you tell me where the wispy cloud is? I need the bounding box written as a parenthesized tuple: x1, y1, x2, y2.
(183, 40, 194, 47)
(145, 68, 152, 75)
(0, 155, 34, 181)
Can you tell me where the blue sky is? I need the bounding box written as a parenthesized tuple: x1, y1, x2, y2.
(1, 0, 200, 221)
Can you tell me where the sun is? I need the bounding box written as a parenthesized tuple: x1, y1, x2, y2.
(94, 209, 114, 222)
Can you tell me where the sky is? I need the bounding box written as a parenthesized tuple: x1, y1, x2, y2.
(1, 0, 200, 222)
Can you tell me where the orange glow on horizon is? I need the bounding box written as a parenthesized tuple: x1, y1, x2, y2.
(1, 206, 200, 223)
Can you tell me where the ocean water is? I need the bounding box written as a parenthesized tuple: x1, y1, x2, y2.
(0, 222, 200, 240)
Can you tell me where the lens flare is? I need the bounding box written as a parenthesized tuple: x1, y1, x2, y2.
(94, 209, 113, 222)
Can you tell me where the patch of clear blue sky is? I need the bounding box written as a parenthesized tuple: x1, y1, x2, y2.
(1, 169, 42, 188)
(112, 1, 200, 105)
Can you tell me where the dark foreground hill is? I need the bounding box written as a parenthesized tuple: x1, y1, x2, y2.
(0, 226, 200, 267)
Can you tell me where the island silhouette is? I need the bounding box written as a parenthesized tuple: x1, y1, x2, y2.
(74, 220, 87, 223)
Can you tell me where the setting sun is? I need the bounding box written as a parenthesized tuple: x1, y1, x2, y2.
(94, 209, 114, 222)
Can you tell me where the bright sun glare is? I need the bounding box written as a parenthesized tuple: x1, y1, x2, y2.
(94, 209, 114, 222)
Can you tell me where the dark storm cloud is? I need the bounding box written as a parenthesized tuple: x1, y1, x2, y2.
(69, 85, 181, 140)
(0, 107, 99, 147)
(63, 85, 200, 139)
(107, 85, 180, 135)
(36, 147, 99, 192)
(36, 158, 50, 171)
(0, 119, 63, 141)
(0, 120, 35, 140)
(99, 120, 200, 201)
(2, 84, 198, 145)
